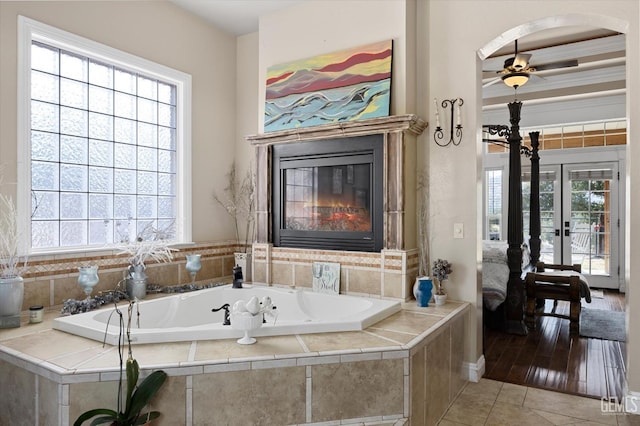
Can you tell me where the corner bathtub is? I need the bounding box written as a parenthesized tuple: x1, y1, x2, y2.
(52, 285, 402, 345)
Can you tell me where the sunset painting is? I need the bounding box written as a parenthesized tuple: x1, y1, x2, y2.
(264, 40, 392, 132)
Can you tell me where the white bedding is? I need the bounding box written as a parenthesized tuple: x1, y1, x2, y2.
(482, 240, 532, 311)
(482, 241, 510, 311)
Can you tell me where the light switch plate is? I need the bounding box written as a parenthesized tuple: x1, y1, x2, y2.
(454, 222, 464, 239)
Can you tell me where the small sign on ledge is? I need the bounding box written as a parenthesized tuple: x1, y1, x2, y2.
(312, 262, 341, 295)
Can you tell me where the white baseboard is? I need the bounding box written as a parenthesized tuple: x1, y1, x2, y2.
(462, 355, 485, 383)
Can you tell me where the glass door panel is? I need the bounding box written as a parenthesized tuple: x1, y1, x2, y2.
(562, 163, 618, 288)
(522, 166, 560, 265)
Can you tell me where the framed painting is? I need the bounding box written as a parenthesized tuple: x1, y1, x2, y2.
(265, 40, 392, 132)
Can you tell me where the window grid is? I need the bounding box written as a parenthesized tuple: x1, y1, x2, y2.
(486, 120, 627, 154)
(486, 169, 502, 240)
(284, 167, 315, 228)
(30, 41, 177, 249)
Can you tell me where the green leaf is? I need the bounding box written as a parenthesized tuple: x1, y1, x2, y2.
(89, 416, 119, 426)
(73, 408, 117, 426)
(126, 370, 167, 421)
(124, 357, 139, 417)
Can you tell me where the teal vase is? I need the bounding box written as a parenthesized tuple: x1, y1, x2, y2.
(413, 277, 433, 307)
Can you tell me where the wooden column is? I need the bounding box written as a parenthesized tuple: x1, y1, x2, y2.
(505, 101, 527, 335)
(528, 132, 541, 266)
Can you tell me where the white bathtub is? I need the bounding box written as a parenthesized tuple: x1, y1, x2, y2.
(52, 285, 402, 345)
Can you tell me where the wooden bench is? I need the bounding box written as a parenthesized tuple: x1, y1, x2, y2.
(525, 262, 583, 334)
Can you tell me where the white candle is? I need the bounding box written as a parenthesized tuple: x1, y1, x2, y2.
(434, 98, 440, 127)
(456, 100, 461, 126)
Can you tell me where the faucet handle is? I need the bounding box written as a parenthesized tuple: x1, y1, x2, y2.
(211, 303, 231, 325)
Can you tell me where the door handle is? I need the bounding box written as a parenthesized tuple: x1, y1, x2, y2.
(555, 229, 560, 236)
(565, 229, 570, 237)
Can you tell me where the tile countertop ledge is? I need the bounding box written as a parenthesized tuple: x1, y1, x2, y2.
(0, 298, 470, 382)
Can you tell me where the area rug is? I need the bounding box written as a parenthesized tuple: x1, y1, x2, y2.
(579, 308, 626, 342)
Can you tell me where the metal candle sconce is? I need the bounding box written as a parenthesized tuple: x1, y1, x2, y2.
(433, 98, 464, 146)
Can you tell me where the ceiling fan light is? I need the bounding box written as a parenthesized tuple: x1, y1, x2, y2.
(502, 72, 529, 88)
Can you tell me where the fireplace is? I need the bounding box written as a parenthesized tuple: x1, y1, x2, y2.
(272, 135, 384, 252)
(247, 115, 427, 299)
(248, 114, 427, 253)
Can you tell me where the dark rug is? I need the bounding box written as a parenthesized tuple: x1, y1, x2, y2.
(579, 308, 626, 342)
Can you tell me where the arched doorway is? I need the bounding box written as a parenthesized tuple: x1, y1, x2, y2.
(478, 14, 629, 399)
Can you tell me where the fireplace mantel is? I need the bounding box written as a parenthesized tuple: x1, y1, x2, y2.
(247, 114, 427, 251)
(247, 114, 426, 146)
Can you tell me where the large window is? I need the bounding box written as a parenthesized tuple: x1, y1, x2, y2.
(18, 17, 192, 253)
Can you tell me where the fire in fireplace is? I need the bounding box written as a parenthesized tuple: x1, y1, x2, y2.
(273, 135, 383, 251)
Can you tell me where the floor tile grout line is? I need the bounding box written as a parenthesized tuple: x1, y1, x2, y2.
(481, 381, 503, 426)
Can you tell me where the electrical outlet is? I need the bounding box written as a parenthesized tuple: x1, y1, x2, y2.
(454, 223, 464, 239)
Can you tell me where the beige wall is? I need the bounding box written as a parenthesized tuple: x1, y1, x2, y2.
(0, 0, 238, 243)
(236, 32, 260, 182)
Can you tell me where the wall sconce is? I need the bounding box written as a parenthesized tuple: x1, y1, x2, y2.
(433, 98, 463, 146)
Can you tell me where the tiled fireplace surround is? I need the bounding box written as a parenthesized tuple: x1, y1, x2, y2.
(248, 114, 428, 301)
(0, 115, 473, 425)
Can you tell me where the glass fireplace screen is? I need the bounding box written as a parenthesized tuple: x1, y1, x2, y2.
(284, 164, 371, 232)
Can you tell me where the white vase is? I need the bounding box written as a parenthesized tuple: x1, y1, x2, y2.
(0, 276, 24, 328)
(230, 311, 263, 345)
(78, 266, 99, 297)
(434, 293, 448, 306)
(234, 252, 252, 283)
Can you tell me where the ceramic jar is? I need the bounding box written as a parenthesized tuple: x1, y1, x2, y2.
(413, 276, 433, 307)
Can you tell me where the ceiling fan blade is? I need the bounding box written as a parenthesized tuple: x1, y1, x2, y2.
(532, 59, 578, 71)
(512, 53, 532, 70)
(482, 76, 502, 88)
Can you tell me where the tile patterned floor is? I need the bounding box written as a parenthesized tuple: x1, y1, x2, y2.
(438, 378, 640, 426)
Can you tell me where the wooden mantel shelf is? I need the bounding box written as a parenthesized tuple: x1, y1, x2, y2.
(247, 114, 427, 145)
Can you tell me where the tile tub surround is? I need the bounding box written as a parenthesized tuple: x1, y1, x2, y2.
(252, 243, 420, 302)
(248, 115, 426, 304)
(17, 241, 243, 312)
(0, 298, 469, 425)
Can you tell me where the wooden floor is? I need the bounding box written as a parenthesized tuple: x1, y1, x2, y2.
(483, 289, 626, 400)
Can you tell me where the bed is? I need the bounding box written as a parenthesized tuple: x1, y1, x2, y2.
(482, 101, 591, 334)
(482, 101, 541, 335)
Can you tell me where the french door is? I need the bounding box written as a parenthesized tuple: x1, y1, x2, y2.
(524, 162, 621, 289)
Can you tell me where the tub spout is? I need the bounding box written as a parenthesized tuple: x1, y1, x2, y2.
(211, 303, 231, 326)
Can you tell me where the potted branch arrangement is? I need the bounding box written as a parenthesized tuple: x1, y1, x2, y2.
(75, 301, 167, 425)
(432, 258, 453, 306)
(0, 174, 27, 328)
(118, 222, 177, 300)
(213, 162, 255, 282)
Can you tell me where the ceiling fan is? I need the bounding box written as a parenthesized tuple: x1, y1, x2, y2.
(483, 39, 579, 89)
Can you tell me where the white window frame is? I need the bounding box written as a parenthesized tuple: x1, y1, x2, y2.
(16, 16, 192, 254)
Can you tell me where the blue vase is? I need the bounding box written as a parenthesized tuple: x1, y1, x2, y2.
(413, 277, 433, 307)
